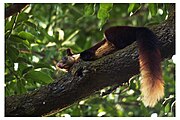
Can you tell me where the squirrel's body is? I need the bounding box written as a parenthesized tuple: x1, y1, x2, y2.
(57, 26, 164, 107)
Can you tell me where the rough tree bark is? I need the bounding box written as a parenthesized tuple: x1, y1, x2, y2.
(5, 5, 175, 117)
(5, 3, 29, 18)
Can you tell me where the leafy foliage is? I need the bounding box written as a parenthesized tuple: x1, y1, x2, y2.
(5, 3, 175, 117)
(97, 3, 113, 28)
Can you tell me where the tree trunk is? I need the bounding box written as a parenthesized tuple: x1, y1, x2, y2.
(5, 4, 175, 117)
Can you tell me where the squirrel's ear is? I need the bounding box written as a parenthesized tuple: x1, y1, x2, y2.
(66, 48, 73, 56)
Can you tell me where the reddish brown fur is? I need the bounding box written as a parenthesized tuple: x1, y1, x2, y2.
(59, 26, 164, 107)
(95, 40, 116, 58)
(138, 46, 164, 107)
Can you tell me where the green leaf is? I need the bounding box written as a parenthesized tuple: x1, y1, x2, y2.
(128, 3, 135, 13)
(16, 79, 26, 94)
(98, 9, 107, 20)
(24, 70, 53, 84)
(33, 63, 53, 69)
(8, 35, 30, 49)
(99, 3, 113, 11)
(149, 3, 157, 16)
(8, 35, 25, 43)
(18, 31, 36, 43)
(38, 26, 55, 42)
(83, 38, 92, 50)
(5, 15, 16, 32)
(7, 46, 19, 62)
(97, 3, 113, 28)
(65, 30, 79, 42)
(71, 44, 83, 52)
(24, 21, 37, 29)
(62, 30, 79, 47)
(17, 12, 29, 23)
(22, 66, 33, 75)
(18, 63, 34, 75)
(84, 4, 95, 16)
(129, 80, 136, 90)
(165, 103, 170, 113)
(98, 3, 113, 19)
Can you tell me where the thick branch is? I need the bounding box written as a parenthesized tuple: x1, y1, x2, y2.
(5, 5, 175, 117)
(5, 3, 29, 18)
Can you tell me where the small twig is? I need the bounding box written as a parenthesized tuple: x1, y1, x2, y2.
(20, 49, 45, 57)
(119, 86, 129, 94)
(6, 13, 18, 40)
(6, 65, 21, 81)
(171, 101, 176, 113)
(100, 84, 120, 96)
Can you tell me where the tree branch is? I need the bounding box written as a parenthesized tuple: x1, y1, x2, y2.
(5, 5, 175, 117)
(5, 3, 29, 19)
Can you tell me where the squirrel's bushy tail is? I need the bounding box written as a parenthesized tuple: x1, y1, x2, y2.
(137, 28, 164, 107)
